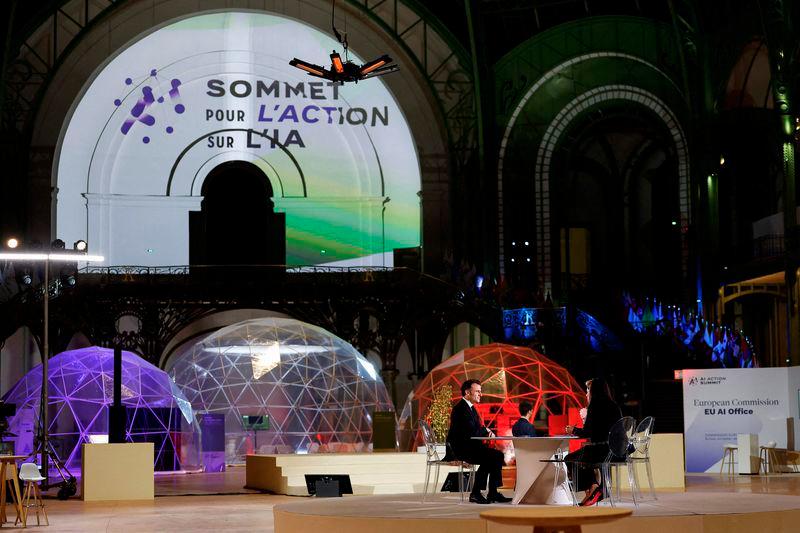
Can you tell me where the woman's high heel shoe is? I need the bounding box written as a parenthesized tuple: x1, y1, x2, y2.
(579, 486, 604, 506)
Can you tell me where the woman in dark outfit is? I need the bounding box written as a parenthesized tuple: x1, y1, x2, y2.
(564, 377, 622, 506)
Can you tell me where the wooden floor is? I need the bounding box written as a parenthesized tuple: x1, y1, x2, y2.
(20, 472, 800, 532)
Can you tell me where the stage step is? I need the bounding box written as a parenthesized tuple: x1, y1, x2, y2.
(246, 453, 465, 496)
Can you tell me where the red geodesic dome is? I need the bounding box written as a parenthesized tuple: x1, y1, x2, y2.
(400, 343, 585, 451)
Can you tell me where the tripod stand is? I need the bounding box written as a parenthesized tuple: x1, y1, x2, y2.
(27, 437, 76, 500)
(29, 384, 76, 500)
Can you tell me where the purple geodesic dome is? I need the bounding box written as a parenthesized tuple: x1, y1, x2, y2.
(167, 317, 394, 462)
(3, 347, 201, 473)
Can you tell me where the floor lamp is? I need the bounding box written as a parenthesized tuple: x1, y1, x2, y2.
(0, 241, 103, 487)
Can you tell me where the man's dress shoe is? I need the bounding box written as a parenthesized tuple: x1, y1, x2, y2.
(468, 492, 490, 504)
(487, 492, 512, 503)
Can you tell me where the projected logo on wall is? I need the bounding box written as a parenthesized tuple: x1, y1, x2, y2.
(56, 11, 420, 267)
(116, 74, 185, 143)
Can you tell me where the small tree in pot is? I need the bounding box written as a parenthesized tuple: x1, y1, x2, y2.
(427, 384, 453, 443)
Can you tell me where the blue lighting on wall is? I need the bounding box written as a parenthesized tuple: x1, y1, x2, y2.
(624, 294, 756, 368)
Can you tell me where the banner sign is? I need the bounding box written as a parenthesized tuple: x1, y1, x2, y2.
(56, 11, 420, 266)
(682, 367, 800, 472)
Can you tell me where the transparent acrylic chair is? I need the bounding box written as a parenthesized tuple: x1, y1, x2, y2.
(539, 444, 579, 506)
(600, 416, 638, 507)
(627, 416, 657, 500)
(418, 419, 475, 502)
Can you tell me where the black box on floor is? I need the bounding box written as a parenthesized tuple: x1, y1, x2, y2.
(315, 479, 340, 497)
(441, 471, 472, 492)
(305, 474, 353, 497)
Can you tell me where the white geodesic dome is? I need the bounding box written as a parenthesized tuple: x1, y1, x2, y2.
(166, 317, 393, 462)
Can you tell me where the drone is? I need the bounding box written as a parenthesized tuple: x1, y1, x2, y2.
(289, 0, 399, 83)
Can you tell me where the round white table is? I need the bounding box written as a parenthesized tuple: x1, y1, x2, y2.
(472, 436, 576, 505)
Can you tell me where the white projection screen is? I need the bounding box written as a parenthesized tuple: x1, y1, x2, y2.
(55, 11, 421, 267)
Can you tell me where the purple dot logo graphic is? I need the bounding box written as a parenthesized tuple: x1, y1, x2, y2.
(121, 85, 156, 135)
(117, 74, 185, 142)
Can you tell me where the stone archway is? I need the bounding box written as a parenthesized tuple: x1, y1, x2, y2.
(190, 161, 285, 265)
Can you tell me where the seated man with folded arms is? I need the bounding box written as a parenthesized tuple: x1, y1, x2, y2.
(445, 379, 511, 504)
(511, 401, 537, 437)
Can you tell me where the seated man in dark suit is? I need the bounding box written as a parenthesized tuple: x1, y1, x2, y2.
(511, 401, 537, 437)
(445, 379, 511, 504)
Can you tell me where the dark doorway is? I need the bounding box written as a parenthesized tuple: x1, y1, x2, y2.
(190, 161, 285, 265)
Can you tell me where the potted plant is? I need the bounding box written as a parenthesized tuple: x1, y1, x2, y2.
(426, 384, 453, 457)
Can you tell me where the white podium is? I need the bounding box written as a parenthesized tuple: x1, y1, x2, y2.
(737, 433, 760, 475)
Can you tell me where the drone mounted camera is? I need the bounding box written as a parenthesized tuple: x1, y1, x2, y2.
(289, 0, 399, 83)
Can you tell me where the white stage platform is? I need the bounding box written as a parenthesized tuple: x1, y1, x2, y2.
(246, 452, 463, 495)
(273, 491, 800, 533)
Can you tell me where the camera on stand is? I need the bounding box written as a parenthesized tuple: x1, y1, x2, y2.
(0, 402, 17, 455)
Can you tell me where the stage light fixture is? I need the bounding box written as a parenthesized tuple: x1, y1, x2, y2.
(290, 52, 398, 84)
(6, 238, 19, 249)
(331, 52, 345, 74)
(289, 0, 399, 84)
(51, 239, 66, 250)
(74, 240, 87, 251)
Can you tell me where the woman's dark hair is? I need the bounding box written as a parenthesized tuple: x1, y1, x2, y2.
(461, 379, 481, 396)
(587, 377, 614, 405)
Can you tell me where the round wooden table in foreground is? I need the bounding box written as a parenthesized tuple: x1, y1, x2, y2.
(480, 506, 633, 533)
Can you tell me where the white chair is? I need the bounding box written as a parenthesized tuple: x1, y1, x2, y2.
(760, 441, 778, 474)
(18, 463, 48, 526)
(720, 444, 738, 475)
(418, 419, 475, 502)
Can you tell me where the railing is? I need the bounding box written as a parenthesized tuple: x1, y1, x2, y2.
(78, 264, 395, 275)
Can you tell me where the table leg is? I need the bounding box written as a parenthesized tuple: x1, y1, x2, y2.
(0, 461, 7, 524)
(532, 526, 582, 533)
(9, 464, 24, 528)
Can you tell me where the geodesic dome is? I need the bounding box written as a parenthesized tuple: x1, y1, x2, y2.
(400, 343, 585, 451)
(3, 347, 201, 474)
(166, 317, 393, 462)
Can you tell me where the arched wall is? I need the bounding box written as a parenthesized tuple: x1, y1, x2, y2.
(534, 84, 689, 291)
(493, 17, 691, 293)
(31, 1, 451, 267)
